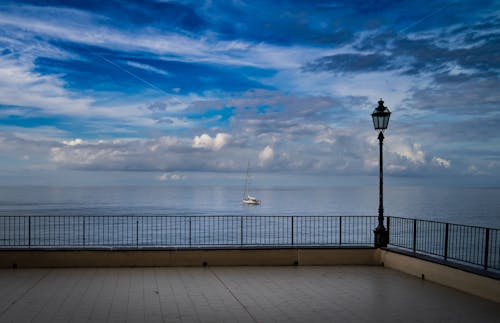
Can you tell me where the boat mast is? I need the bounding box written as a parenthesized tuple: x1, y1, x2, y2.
(243, 161, 250, 198)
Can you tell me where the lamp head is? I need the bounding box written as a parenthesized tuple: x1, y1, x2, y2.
(371, 98, 391, 131)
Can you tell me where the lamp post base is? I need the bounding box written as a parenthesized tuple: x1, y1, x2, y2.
(374, 226, 388, 248)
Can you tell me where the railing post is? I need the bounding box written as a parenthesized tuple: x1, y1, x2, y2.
(444, 223, 449, 260)
(83, 217, 86, 247)
(387, 216, 390, 245)
(28, 216, 31, 248)
(413, 219, 417, 255)
(189, 217, 192, 246)
(291, 216, 294, 245)
(240, 216, 243, 246)
(484, 228, 490, 270)
(339, 216, 342, 245)
(136, 220, 139, 248)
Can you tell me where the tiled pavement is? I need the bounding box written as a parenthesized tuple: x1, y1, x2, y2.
(0, 266, 499, 322)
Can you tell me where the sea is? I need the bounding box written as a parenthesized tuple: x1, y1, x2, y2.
(0, 185, 499, 228)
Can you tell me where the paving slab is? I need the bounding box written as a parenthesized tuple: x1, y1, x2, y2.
(0, 266, 499, 322)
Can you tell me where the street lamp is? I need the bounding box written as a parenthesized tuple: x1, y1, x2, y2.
(372, 98, 391, 247)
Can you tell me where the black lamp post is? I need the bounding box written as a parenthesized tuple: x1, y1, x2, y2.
(372, 99, 391, 247)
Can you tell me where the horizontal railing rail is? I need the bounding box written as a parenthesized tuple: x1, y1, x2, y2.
(0, 215, 377, 248)
(388, 216, 500, 272)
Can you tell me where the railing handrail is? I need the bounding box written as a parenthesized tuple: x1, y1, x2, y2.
(0, 214, 375, 218)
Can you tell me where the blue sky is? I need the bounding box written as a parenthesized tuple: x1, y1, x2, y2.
(0, 0, 499, 186)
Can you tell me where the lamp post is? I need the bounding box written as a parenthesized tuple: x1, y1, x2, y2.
(372, 99, 391, 247)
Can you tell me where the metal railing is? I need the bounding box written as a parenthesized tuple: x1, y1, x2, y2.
(388, 216, 500, 272)
(1, 214, 498, 273)
(0, 215, 377, 248)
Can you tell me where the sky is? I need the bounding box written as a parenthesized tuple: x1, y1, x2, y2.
(0, 0, 499, 187)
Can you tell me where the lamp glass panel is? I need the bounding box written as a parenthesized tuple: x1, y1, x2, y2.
(382, 113, 390, 129)
(372, 111, 390, 130)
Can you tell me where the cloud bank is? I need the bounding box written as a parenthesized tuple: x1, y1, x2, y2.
(0, 1, 499, 184)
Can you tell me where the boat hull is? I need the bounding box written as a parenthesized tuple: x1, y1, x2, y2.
(242, 197, 261, 205)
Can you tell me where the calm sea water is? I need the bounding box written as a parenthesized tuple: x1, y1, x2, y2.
(0, 185, 499, 228)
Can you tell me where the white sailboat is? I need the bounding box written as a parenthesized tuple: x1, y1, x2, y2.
(242, 162, 261, 205)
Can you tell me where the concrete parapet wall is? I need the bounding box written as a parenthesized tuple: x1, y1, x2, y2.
(298, 248, 381, 265)
(380, 249, 500, 303)
(0, 248, 380, 268)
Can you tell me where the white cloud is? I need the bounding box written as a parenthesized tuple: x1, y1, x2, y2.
(158, 173, 186, 181)
(432, 157, 451, 168)
(259, 145, 274, 164)
(0, 56, 93, 114)
(192, 133, 231, 151)
(315, 128, 336, 144)
(149, 136, 180, 152)
(0, 8, 320, 69)
(0, 53, 218, 138)
(125, 61, 171, 76)
(50, 146, 126, 166)
(213, 133, 231, 150)
(390, 142, 426, 165)
(63, 138, 84, 146)
(466, 165, 489, 176)
(47, 135, 241, 172)
(387, 164, 407, 172)
(0, 56, 158, 126)
(192, 134, 212, 149)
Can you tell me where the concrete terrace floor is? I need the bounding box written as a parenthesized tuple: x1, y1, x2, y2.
(0, 266, 499, 323)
